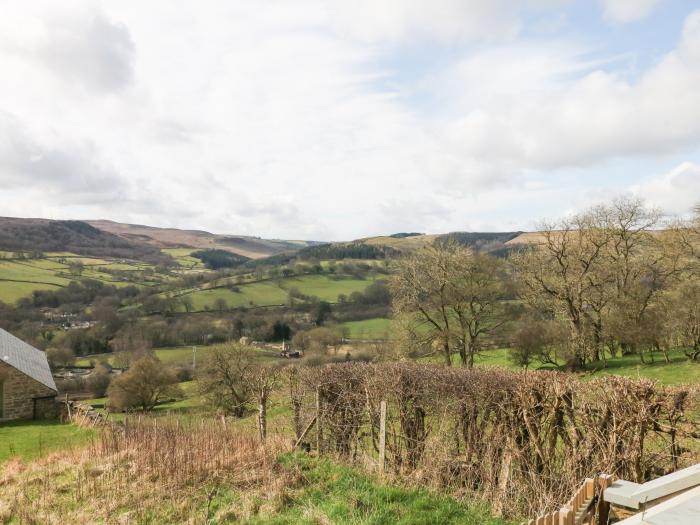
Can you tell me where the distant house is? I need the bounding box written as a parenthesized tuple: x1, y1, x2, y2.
(0, 328, 58, 421)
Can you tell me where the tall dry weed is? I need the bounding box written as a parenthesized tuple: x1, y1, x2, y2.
(0, 418, 291, 524)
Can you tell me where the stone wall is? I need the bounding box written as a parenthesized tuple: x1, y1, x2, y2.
(0, 361, 57, 421)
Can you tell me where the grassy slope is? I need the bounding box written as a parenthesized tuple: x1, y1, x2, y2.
(185, 274, 378, 310)
(338, 317, 392, 339)
(0, 421, 94, 465)
(0, 281, 63, 303)
(0, 440, 512, 524)
(0, 254, 165, 303)
(246, 454, 513, 525)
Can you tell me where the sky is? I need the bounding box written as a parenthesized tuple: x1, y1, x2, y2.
(1, 0, 700, 241)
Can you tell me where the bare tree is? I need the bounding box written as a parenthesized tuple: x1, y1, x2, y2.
(180, 295, 194, 313)
(511, 198, 681, 368)
(197, 344, 254, 417)
(214, 297, 228, 312)
(246, 365, 281, 442)
(390, 242, 506, 367)
(667, 283, 700, 361)
(390, 244, 456, 365)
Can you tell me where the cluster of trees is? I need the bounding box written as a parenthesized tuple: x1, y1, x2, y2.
(191, 249, 249, 269)
(297, 242, 399, 260)
(511, 199, 699, 368)
(391, 199, 700, 369)
(21, 280, 140, 310)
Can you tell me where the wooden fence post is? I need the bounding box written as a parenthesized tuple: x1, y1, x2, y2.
(315, 387, 322, 454)
(558, 506, 573, 525)
(378, 400, 387, 472)
(596, 474, 613, 525)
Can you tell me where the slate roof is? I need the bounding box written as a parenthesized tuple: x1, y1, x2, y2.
(0, 328, 57, 391)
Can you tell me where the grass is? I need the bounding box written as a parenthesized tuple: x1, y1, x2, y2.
(338, 317, 392, 339)
(0, 419, 513, 524)
(419, 347, 700, 386)
(0, 280, 64, 303)
(0, 254, 163, 303)
(189, 282, 289, 309)
(283, 275, 377, 301)
(76, 343, 281, 368)
(582, 348, 700, 385)
(0, 260, 72, 284)
(247, 454, 512, 525)
(183, 274, 379, 311)
(0, 420, 94, 465)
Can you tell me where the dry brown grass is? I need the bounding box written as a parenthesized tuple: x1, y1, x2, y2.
(0, 419, 291, 524)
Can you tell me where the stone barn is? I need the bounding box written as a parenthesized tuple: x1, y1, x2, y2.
(0, 328, 58, 421)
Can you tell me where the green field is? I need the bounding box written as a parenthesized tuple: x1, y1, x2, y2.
(183, 274, 378, 311)
(162, 248, 207, 271)
(0, 421, 94, 465)
(468, 348, 700, 385)
(338, 317, 392, 339)
(0, 260, 72, 285)
(0, 260, 72, 303)
(0, 427, 511, 524)
(0, 254, 164, 303)
(76, 343, 281, 368)
(0, 281, 64, 303)
(75, 346, 206, 367)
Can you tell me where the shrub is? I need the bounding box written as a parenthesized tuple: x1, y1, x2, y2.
(107, 356, 182, 411)
(290, 362, 700, 518)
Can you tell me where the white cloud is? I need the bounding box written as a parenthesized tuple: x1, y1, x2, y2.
(328, 0, 523, 44)
(629, 162, 700, 216)
(0, 1, 698, 239)
(601, 0, 662, 23)
(443, 10, 700, 171)
(0, 3, 134, 93)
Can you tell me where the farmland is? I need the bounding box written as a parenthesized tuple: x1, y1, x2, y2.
(178, 274, 381, 311)
(338, 317, 392, 339)
(75, 343, 281, 368)
(0, 251, 191, 303)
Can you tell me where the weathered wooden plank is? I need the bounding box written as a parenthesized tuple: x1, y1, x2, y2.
(378, 400, 387, 472)
(559, 506, 574, 525)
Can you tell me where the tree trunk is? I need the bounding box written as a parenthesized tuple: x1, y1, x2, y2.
(443, 340, 452, 366)
(467, 340, 475, 369)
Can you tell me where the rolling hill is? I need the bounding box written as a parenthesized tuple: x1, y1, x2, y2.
(0, 218, 171, 265)
(354, 231, 524, 255)
(88, 220, 319, 259)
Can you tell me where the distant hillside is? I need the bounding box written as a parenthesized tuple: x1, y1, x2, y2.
(436, 231, 523, 255)
(87, 220, 320, 259)
(296, 242, 401, 260)
(360, 234, 442, 251)
(359, 231, 523, 255)
(0, 218, 172, 265)
(504, 232, 546, 246)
